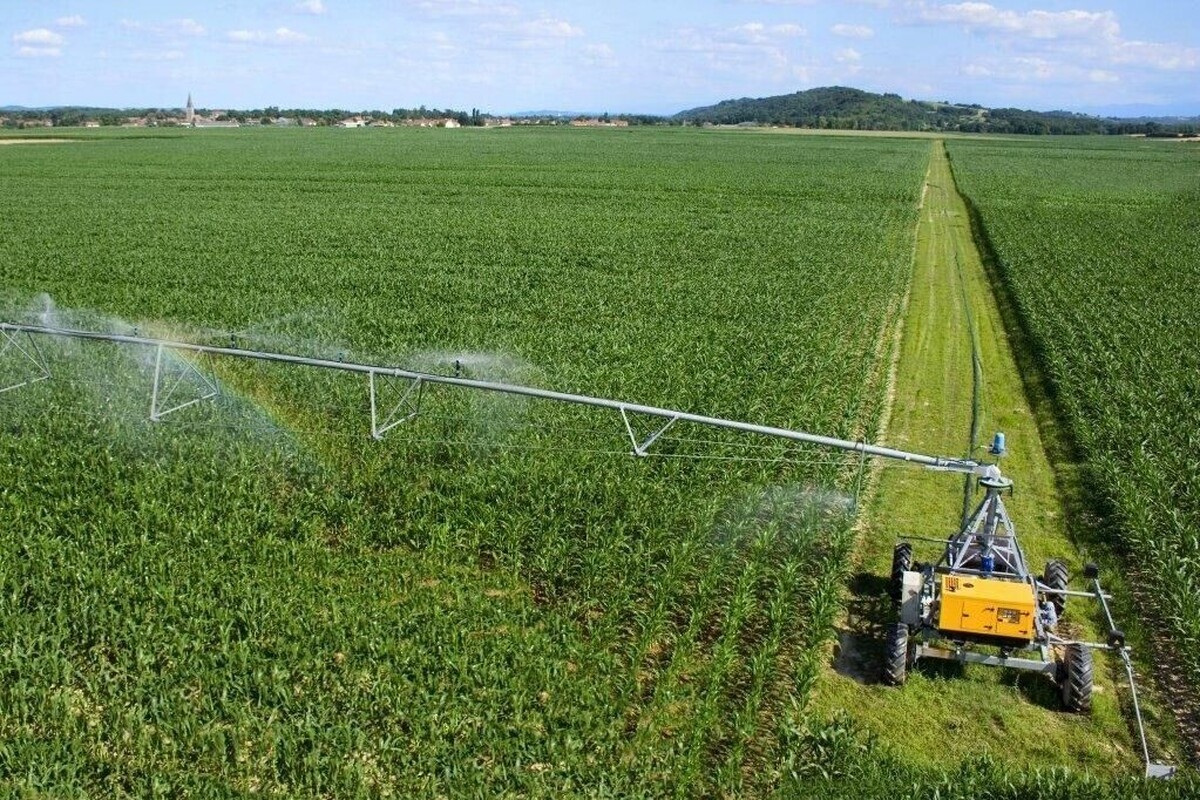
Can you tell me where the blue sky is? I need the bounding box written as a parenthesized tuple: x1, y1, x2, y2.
(3, 1, 1198, 114)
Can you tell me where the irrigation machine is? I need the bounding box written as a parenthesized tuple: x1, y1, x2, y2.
(0, 319, 1177, 778)
(882, 435, 1176, 779)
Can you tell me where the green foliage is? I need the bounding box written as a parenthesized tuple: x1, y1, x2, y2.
(946, 137, 1200, 697)
(676, 86, 966, 131)
(674, 86, 1194, 134)
(3, 127, 1189, 793)
(0, 127, 924, 794)
(779, 716, 1199, 799)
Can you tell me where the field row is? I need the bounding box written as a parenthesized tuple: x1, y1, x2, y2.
(946, 136, 1200, 746)
(0, 128, 926, 794)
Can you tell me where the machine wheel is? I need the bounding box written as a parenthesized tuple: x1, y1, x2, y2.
(890, 543, 913, 602)
(1043, 560, 1069, 617)
(1059, 644, 1093, 713)
(882, 622, 909, 686)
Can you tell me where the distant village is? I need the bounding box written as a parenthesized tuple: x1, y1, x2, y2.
(0, 94, 643, 131)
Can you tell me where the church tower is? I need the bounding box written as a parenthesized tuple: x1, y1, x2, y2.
(185, 93, 195, 125)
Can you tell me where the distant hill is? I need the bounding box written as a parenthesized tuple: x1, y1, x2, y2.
(674, 86, 1198, 135)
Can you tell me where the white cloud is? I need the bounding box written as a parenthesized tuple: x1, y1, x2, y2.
(516, 18, 583, 39)
(651, 21, 810, 83)
(175, 19, 206, 37)
(832, 24, 874, 39)
(657, 21, 807, 53)
(294, 1, 326, 14)
(427, 30, 458, 55)
(55, 15, 86, 28)
(14, 28, 65, 47)
(917, 3, 1119, 41)
(915, 3, 1198, 72)
(582, 43, 617, 68)
(728, 22, 806, 44)
(475, 16, 585, 50)
(773, 23, 806, 37)
(16, 45, 62, 58)
(964, 55, 1126, 86)
(1111, 40, 1199, 71)
(275, 27, 311, 44)
(226, 27, 311, 45)
(835, 47, 863, 76)
(121, 18, 206, 37)
(414, 0, 520, 17)
(129, 49, 186, 62)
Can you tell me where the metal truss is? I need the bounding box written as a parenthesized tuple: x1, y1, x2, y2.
(619, 408, 679, 456)
(0, 321, 989, 475)
(149, 343, 220, 421)
(945, 475, 1029, 579)
(0, 328, 52, 394)
(369, 371, 423, 440)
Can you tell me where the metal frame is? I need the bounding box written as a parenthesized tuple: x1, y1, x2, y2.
(905, 477, 1060, 672)
(912, 644, 1057, 674)
(149, 343, 220, 421)
(0, 328, 51, 394)
(369, 371, 423, 440)
(944, 476, 1028, 578)
(0, 321, 987, 471)
(620, 408, 679, 456)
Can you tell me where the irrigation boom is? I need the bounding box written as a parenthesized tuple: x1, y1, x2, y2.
(0, 318, 1176, 778)
(1, 320, 986, 474)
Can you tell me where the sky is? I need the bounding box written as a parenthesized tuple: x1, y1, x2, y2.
(3, 1, 1198, 116)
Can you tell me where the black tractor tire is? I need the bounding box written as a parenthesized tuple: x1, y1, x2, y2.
(890, 543, 913, 603)
(1059, 644, 1093, 713)
(1043, 560, 1070, 618)
(883, 622, 909, 686)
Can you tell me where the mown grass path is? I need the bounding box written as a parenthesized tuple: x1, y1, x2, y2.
(811, 141, 1143, 775)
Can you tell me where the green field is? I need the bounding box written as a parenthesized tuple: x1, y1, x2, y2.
(1, 128, 923, 796)
(813, 140, 1152, 775)
(0, 128, 1196, 797)
(946, 137, 1200, 761)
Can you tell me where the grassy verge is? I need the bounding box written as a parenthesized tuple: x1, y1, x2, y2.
(809, 141, 1142, 775)
(945, 141, 1191, 766)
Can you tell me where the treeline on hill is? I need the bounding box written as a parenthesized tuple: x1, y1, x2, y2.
(674, 86, 1198, 135)
(0, 104, 666, 129)
(5, 87, 1197, 134)
(0, 105, 490, 128)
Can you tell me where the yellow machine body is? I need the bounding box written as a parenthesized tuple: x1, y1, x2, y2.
(936, 574, 1036, 642)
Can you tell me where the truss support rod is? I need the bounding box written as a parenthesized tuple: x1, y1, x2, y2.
(369, 372, 424, 440)
(149, 343, 220, 422)
(149, 343, 164, 420)
(1085, 573, 1173, 778)
(620, 408, 679, 456)
(0, 321, 986, 474)
(0, 329, 52, 394)
(1119, 645, 1175, 779)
